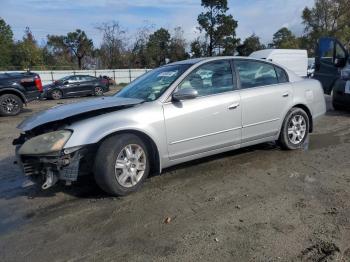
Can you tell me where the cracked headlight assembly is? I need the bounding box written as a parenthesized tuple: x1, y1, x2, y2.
(19, 130, 73, 155)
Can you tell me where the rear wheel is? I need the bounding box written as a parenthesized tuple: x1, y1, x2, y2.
(94, 134, 150, 196)
(0, 94, 23, 116)
(51, 89, 63, 100)
(278, 108, 309, 150)
(94, 86, 104, 96)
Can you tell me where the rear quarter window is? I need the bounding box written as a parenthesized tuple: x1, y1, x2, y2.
(275, 67, 289, 83)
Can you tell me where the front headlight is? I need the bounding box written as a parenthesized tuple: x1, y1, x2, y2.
(19, 130, 72, 155)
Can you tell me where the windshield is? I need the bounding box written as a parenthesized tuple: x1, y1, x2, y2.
(115, 64, 191, 101)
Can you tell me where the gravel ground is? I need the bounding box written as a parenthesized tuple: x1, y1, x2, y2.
(0, 94, 349, 262)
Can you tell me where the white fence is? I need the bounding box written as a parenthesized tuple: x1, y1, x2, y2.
(0, 69, 151, 85)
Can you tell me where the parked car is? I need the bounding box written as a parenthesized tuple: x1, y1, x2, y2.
(99, 75, 115, 87)
(13, 57, 326, 196)
(42, 75, 109, 100)
(0, 72, 42, 116)
(313, 37, 350, 110)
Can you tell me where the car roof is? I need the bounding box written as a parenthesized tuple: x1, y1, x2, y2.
(167, 56, 265, 66)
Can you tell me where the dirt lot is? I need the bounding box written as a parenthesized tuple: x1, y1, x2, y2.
(0, 94, 349, 262)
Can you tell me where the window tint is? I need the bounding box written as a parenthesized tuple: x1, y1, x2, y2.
(235, 60, 278, 88)
(81, 76, 95, 81)
(178, 60, 236, 97)
(319, 38, 334, 64)
(275, 67, 288, 83)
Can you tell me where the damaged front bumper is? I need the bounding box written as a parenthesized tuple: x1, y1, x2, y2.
(15, 146, 88, 189)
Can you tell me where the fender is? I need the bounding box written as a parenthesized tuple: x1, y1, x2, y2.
(63, 101, 168, 170)
(0, 87, 27, 103)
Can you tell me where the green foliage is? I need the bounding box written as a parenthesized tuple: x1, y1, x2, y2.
(168, 27, 189, 62)
(237, 34, 265, 56)
(12, 27, 43, 69)
(197, 0, 239, 56)
(64, 29, 94, 69)
(302, 0, 350, 55)
(271, 27, 300, 49)
(146, 28, 171, 67)
(0, 17, 14, 68)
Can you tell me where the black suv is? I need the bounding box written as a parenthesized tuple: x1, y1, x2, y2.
(42, 75, 109, 100)
(0, 72, 43, 116)
(314, 37, 350, 110)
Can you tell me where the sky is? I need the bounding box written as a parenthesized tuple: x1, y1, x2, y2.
(0, 0, 315, 47)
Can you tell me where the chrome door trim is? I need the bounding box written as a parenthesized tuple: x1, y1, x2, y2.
(242, 118, 280, 128)
(169, 126, 241, 145)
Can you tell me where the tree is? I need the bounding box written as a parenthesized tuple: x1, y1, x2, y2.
(46, 35, 74, 68)
(64, 29, 94, 69)
(197, 0, 239, 56)
(131, 24, 154, 68)
(168, 27, 188, 62)
(97, 21, 126, 69)
(12, 27, 43, 69)
(302, 0, 350, 53)
(271, 27, 299, 49)
(0, 18, 14, 69)
(237, 34, 265, 56)
(190, 38, 206, 58)
(146, 28, 171, 67)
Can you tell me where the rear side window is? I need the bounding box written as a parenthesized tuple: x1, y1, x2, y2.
(235, 60, 278, 89)
(275, 67, 289, 83)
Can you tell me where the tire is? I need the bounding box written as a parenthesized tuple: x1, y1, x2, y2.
(51, 89, 63, 100)
(278, 108, 310, 150)
(94, 133, 150, 196)
(94, 86, 104, 96)
(0, 94, 23, 116)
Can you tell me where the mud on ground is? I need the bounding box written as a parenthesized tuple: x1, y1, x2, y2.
(0, 95, 349, 262)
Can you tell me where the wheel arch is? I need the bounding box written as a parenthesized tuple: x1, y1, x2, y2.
(281, 104, 313, 134)
(0, 88, 27, 104)
(96, 129, 161, 175)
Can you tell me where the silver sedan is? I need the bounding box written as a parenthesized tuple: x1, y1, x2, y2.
(14, 57, 326, 196)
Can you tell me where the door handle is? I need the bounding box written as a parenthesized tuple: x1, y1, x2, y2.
(282, 92, 289, 97)
(228, 103, 240, 110)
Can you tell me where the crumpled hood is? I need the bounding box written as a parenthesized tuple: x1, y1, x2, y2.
(18, 96, 143, 131)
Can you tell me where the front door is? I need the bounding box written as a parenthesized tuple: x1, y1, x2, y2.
(314, 37, 348, 94)
(163, 60, 241, 161)
(234, 60, 293, 144)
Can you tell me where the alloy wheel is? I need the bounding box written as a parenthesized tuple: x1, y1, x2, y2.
(114, 144, 147, 188)
(287, 114, 307, 145)
(95, 87, 103, 96)
(1, 96, 19, 114)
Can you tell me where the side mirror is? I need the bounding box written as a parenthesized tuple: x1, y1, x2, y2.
(172, 88, 198, 101)
(63, 81, 69, 85)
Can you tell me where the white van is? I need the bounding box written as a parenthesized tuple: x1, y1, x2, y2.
(249, 49, 308, 77)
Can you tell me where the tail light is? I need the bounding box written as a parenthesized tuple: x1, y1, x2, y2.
(34, 75, 43, 92)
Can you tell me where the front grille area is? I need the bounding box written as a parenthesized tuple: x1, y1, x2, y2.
(22, 161, 41, 176)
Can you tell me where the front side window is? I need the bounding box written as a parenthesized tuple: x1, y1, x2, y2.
(178, 60, 236, 97)
(116, 64, 190, 101)
(235, 60, 278, 89)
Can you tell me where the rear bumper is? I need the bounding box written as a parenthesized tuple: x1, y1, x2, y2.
(25, 90, 41, 103)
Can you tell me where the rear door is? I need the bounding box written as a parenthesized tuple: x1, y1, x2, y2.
(234, 59, 293, 144)
(314, 37, 348, 94)
(78, 76, 97, 94)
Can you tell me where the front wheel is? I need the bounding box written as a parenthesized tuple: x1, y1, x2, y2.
(94, 134, 150, 196)
(0, 94, 23, 116)
(278, 108, 309, 150)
